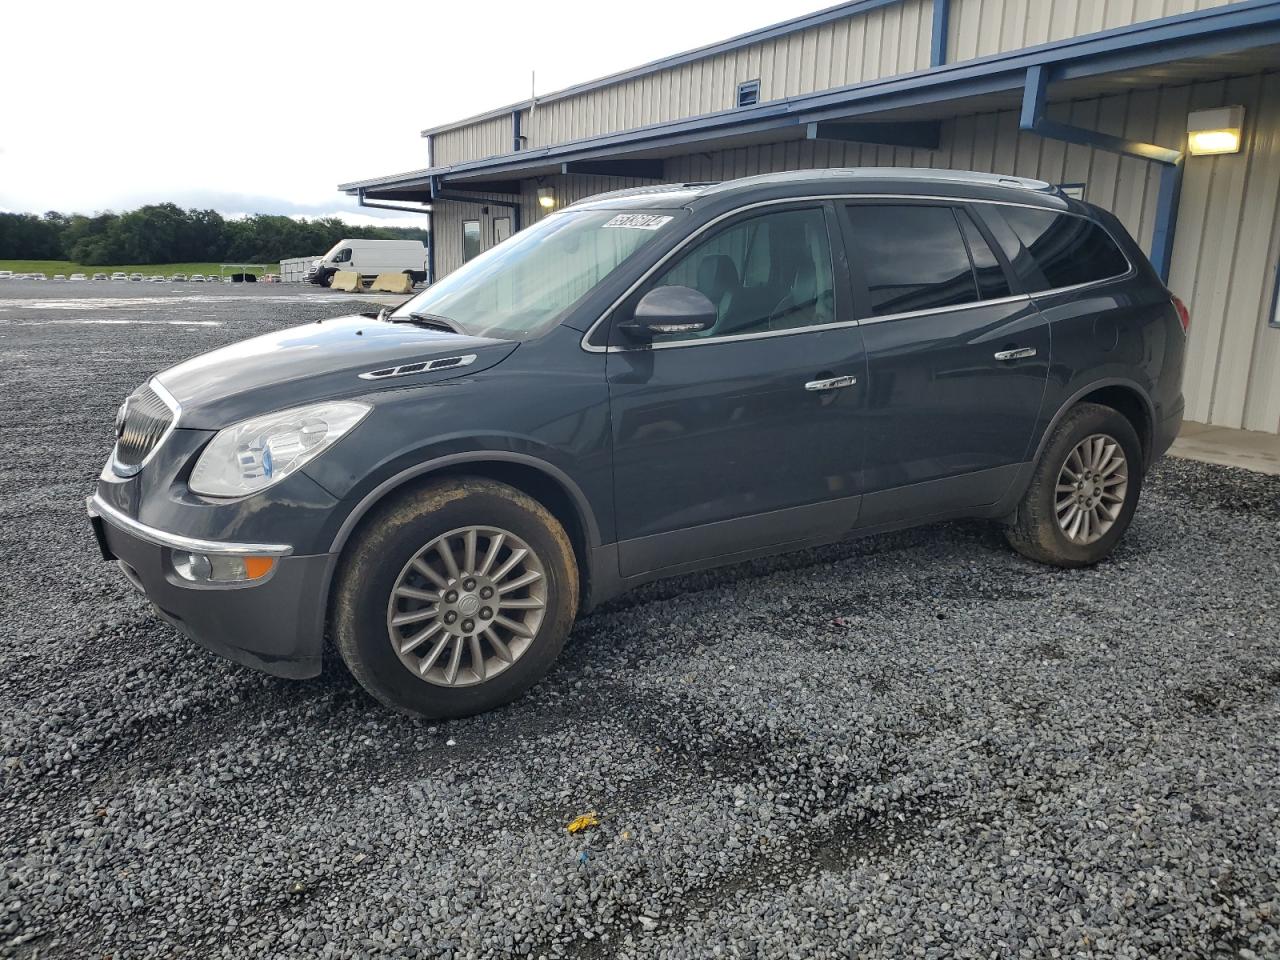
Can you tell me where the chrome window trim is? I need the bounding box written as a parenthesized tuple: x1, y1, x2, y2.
(110, 378, 181, 478)
(579, 193, 1132, 354)
(87, 493, 295, 557)
(856, 293, 1032, 326)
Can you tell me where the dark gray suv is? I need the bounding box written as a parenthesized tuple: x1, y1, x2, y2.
(88, 169, 1188, 718)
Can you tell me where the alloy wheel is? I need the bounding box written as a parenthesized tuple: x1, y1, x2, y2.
(1054, 433, 1129, 545)
(387, 526, 547, 687)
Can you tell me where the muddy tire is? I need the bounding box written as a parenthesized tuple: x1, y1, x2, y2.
(334, 478, 578, 718)
(1005, 402, 1144, 568)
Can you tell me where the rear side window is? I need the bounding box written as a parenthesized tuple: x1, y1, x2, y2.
(996, 207, 1130, 291)
(844, 204, 978, 316)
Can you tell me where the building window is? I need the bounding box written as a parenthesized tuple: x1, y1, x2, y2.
(736, 79, 760, 108)
(462, 220, 481, 262)
(1059, 182, 1086, 200)
(493, 217, 512, 245)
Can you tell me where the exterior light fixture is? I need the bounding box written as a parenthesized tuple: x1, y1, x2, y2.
(1187, 106, 1244, 156)
(537, 186, 557, 210)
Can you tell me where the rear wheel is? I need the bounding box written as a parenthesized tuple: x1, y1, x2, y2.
(1004, 402, 1143, 568)
(334, 478, 578, 718)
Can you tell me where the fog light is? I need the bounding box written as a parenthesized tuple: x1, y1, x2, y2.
(172, 551, 275, 582)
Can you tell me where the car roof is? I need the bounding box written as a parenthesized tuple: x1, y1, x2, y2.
(569, 167, 1066, 212)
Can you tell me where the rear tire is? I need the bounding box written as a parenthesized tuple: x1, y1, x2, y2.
(334, 478, 578, 718)
(1004, 402, 1143, 568)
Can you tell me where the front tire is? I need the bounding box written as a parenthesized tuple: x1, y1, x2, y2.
(334, 478, 578, 718)
(1005, 402, 1143, 568)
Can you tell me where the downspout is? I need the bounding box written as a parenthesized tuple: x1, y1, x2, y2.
(355, 189, 434, 285)
(930, 0, 950, 67)
(1020, 64, 1183, 282)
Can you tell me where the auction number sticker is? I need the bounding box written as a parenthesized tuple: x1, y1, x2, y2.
(602, 214, 674, 230)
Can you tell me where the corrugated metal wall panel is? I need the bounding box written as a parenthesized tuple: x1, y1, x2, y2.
(946, 0, 1239, 61)
(433, 114, 512, 166)
(521, 0, 933, 150)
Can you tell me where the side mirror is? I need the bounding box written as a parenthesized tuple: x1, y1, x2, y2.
(620, 285, 716, 340)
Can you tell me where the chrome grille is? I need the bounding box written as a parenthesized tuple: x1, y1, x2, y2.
(112, 383, 177, 476)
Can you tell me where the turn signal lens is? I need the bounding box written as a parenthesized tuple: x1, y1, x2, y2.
(172, 551, 276, 583)
(1171, 295, 1191, 335)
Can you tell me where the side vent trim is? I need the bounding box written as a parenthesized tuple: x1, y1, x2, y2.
(359, 354, 478, 381)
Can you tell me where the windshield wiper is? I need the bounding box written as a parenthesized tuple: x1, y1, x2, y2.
(392, 311, 461, 334)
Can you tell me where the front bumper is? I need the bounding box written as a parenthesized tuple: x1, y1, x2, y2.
(87, 494, 332, 679)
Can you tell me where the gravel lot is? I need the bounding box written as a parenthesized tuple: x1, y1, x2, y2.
(1, 280, 1278, 959)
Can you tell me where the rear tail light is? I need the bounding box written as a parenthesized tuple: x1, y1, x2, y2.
(1171, 295, 1191, 335)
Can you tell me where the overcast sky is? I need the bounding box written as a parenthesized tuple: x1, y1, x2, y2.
(0, 0, 822, 227)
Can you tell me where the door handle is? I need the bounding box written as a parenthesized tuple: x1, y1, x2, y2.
(804, 375, 857, 392)
(994, 347, 1037, 361)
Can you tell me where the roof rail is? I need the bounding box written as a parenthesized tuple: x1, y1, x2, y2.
(565, 182, 719, 207)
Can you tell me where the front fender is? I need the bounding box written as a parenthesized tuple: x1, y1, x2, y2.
(302, 368, 613, 553)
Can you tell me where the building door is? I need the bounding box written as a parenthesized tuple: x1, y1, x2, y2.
(605, 203, 867, 577)
(840, 200, 1050, 522)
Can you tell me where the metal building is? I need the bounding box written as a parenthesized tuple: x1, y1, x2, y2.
(342, 0, 1280, 434)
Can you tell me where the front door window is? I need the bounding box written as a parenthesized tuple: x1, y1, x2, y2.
(642, 206, 836, 342)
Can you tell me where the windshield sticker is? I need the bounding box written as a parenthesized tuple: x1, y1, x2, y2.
(602, 214, 674, 231)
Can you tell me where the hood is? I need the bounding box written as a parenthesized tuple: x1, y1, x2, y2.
(155, 314, 518, 428)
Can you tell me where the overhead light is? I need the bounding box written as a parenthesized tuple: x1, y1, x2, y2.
(537, 186, 556, 209)
(1187, 106, 1244, 156)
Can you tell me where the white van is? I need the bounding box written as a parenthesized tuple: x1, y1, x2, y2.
(307, 239, 429, 287)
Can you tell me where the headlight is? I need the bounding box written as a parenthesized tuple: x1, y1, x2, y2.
(189, 401, 370, 498)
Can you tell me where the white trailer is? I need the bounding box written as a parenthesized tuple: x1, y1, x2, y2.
(306, 238, 429, 286)
(280, 256, 320, 283)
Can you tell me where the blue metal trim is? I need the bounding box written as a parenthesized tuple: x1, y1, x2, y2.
(1019, 64, 1181, 165)
(930, 0, 950, 67)
(1149, 159, 1184, 284)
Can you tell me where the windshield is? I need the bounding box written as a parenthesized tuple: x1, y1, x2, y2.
(390, 208, 681, 340)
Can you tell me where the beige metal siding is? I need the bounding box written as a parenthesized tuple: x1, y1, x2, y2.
(432, 114, 513, 166)
(522, 0, 932, 149)
(946, 0, 1240, 62)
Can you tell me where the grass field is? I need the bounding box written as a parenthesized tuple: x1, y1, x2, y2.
(0, 260, 273, 278)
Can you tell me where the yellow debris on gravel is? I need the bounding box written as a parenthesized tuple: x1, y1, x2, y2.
(566, 812, 600, 834)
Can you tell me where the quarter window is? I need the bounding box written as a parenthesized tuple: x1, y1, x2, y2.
(644, 207, 836, 342)
(845, 204, 978, 317)
(996, 207, 1129, 291)
(462, 219, 482, 263)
